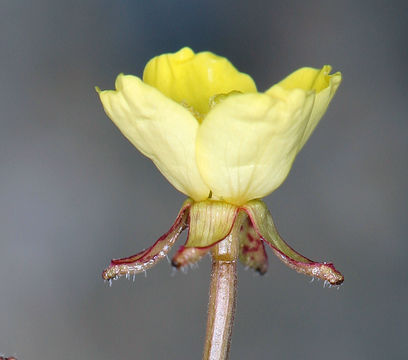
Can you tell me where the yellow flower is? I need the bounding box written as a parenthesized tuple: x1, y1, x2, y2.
(98, 48, 343, 285)
(98, 47, 341, 205)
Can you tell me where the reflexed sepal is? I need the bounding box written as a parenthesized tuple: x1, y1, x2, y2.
(185, 200, 239, 248)
(242, 200, 344, 285)
(102, 199, 193, 281)
(171, 246, 211, 268)
(238, 216, 268, 275)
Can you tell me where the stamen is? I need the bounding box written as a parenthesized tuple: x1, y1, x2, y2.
(180, 100, 204, 122)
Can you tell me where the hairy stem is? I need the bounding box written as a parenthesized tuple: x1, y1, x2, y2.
(203, 213, 243, 360)
(203, 258, 237, 360)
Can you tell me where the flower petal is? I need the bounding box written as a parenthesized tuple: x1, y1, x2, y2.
(98, 74, 210, 201)
(268, 66, 342, 149)
(102, 199, 192, 281)
(242, 200, 344, 285)
(143, 47, 257, 117)
(238, 216, 268, 275)
(196, 89, 314, 205)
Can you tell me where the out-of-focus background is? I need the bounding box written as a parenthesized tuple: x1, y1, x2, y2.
(1, 1, 407, 359)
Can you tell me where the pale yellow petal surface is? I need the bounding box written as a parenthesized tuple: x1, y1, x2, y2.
(143, 47, 257, 117)
(196, 89, 315, 205)
(268, 66, 342, 149)
(98, 74, 210, 201)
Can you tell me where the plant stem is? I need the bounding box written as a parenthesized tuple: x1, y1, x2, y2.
(203, 213, 243, 360)
(203, 257, 237, 360)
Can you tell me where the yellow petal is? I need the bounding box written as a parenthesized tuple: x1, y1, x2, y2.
(143, 47, 257, 117)
(97, 74, 210, 201)
(196, 89, 315, 205)
(268, 66, 342, 149)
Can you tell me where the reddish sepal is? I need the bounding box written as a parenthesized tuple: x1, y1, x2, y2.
(171, 245, 211, 268)
(102, 201, 191, 281)
(242, 201, 344, 285)
(238, 217, 268, 275)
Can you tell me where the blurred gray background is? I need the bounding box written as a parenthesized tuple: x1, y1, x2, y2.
(1, 1, 407, 359)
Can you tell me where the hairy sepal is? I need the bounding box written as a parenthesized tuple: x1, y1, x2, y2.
(102, 199, 193, 281)
(242, 200, 344, 285)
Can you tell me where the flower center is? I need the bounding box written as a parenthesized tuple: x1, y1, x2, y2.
(180, 100, 205, 122)
(142, 47, 257, 120)
(180, 90, 243, 122)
